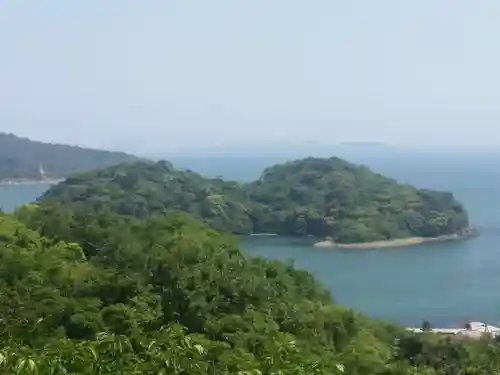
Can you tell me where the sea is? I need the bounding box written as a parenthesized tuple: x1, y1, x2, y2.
(2, 152, 500, 328)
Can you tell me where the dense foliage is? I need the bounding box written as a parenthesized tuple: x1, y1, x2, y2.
(0, 132, 140, 181)
(41, 161, 254, 234)
(247, 157, 470, 242)
(41, 157, 470, 243)
(1, 205, 498, 374)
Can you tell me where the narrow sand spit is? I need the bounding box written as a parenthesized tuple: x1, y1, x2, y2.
(314, 234, 466, 249)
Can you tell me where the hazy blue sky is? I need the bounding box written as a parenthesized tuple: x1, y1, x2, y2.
(1, 1, 499, 153)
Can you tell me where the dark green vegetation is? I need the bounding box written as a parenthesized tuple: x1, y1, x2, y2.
(0, 133, 140, 181)
(41, 160, 255, 234)
(0, 202, 497, 374)
(41, 157, 470, 243)
(247, 158, 469, 242)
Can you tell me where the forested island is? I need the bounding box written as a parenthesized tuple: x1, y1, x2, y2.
(39, 157, 471, 245)
(0, 133, 140, 183)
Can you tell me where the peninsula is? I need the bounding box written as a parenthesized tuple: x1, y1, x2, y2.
(0, 132, 140, 183)
(38, 157, 471, 245)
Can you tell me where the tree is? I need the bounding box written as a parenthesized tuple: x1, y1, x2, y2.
(421, 320, 432, 332)
(0, 203, 494, 374)
(38, 157, 470, 244)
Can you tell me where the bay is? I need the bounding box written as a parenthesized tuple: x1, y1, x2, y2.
(242, 155, 500, 327)
(0, 183, 53, 212)
(2, 153, 500, 327)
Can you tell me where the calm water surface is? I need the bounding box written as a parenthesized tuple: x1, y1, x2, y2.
(0, 184, 52, 212)
(243, 158, 500, 327)
(2, 155, 500, 327)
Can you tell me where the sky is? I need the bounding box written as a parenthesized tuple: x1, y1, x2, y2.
(1, 1, 500, 154)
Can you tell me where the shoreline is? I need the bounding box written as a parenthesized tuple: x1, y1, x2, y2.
(0, 179, 64, 186)
(314, 231, 476, 249)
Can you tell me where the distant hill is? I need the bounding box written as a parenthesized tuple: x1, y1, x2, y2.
(149, 142, 401, 181)
(152, 141, 399, 159)
(0, 133, 141, 181)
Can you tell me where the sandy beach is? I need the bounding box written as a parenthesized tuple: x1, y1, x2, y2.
(314, 233, 472, 249)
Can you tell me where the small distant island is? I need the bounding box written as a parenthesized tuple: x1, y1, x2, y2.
(38, 157, 473, 246)
(0, 132, 140, 184)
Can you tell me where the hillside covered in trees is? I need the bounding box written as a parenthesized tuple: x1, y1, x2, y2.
(39, 157, 470, 244)
(246, 158, 470, 242)
(0, 133, 140, 181)
(1, 204, 498, 374)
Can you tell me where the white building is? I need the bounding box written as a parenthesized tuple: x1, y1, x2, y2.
(407, 321, 500, 339)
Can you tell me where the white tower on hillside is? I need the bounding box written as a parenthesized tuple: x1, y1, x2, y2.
(39, 164, 46, 180)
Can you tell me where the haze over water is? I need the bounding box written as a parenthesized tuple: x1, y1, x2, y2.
(2, 152, 500, 328)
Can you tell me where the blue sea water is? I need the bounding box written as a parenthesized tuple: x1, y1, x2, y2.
(2, 153, 500, 327)
(242, 154, 500, 327)
(0, 183, 53, 212)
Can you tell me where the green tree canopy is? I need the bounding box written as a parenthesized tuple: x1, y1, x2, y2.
(39, 157, 471, 243)
(0, 205, 495, 374)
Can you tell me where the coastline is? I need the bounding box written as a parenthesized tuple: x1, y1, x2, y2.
(0, 179, 64, 186)
(314, 230, 477, 249)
